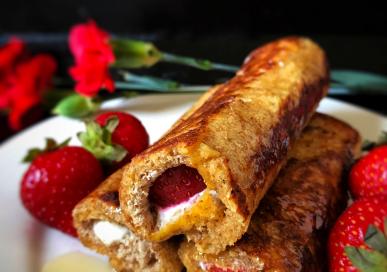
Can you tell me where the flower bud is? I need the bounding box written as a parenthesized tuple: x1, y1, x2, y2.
(110, 39, 162, 68)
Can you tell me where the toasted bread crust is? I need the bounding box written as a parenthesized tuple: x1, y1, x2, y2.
(120, 37, 329, 253)
(72, 169, 183, 272)
(179, 113, 361, 272)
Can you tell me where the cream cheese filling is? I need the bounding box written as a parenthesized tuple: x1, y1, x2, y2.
(93, 221, 131, 246)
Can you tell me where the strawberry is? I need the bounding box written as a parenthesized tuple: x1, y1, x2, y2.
(95, 112, 149, 158)
(78, 111, 149, 172)
(328, 196, 387, 272)
(349, 145, 387, 199)
(20, 138, 104, 236)
(149, 165, 206, 209)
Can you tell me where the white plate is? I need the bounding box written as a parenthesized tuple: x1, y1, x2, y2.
(0, 94, 386, 272)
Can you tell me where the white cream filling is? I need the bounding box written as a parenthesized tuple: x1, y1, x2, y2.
(156, 190, 217, 227)
(93, 221, 131, 246)
(199, 261, 208, 271)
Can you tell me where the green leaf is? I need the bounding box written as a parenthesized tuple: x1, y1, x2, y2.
(52, 94, 100, 118)
(365, 225, 387, 256)
(119, 71, 180, 90)
(110, 39, 162, 68)
(78, 117, 127, 163)
(331, 70, 387, 93)
(346, 246, 387, 272)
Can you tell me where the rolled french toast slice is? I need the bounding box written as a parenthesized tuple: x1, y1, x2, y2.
(72, 169, 183, 272)
(178, 113, 361, 272)
(120, 37, 329, 253)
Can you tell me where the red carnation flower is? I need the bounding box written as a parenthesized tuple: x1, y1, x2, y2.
(69, 21, 115, 97)
(0, 37, 25, 73)
(0, 54, 56, 130)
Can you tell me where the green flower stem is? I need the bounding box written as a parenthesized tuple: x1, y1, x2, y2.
(110, 38, 238, 72)
(330, 70, 387, 94)
(51, 68, 387, 120)
(161, 52, 238, 72)
(118, 71, 210, 92)
(115, 81, 209, 92)
(172, 85, 210, 92)
(329, 85, 387, 95)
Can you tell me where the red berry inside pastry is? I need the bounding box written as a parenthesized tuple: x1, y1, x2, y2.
(149, 165, 206, 209)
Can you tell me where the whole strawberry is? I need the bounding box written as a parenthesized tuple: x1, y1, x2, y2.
(20, 139, 104, 236)
(78, 111, 149, 172)
(349, 145, 387, 199)
(328, 196, 387, 272)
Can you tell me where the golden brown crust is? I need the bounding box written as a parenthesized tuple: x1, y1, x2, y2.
(120, 36, 329, 253)
(178, 113, 361, 272)
(72, 169, 183, 272)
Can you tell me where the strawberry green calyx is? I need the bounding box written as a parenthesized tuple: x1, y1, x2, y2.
(78, 116, 127, 163)
(345, 219, 387, 272)
(22, 138, 71, 163)
(365, 222, 387, 256)
(345, 247, 387, 272)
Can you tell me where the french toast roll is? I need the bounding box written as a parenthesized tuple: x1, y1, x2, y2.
(178, 113, 361, 272)
(120, 37, 329, 253)
(72, 169, 183, 272)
